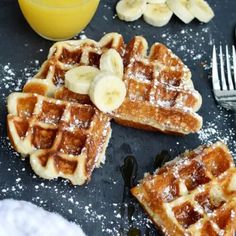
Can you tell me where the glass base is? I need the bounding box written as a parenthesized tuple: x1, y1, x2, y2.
(36, 31, 77, 41)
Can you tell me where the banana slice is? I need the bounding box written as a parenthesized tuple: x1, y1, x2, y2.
(166, 0, 194, 24)
(116, 0, 147, 22)
(143, 3, 173, 27)
(65, 66, 100, 95)
(89, 72, 127, 113)
(100, 49, 124, 79)
(147, 0, 166, 3)
(188, 0, 214, 23)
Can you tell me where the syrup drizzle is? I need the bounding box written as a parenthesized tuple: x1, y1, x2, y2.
(121, 155, 138, 189)
(120, 151, 171, 235)
(120, 156, 139, 235)
(127, 228, 141, 236)
(153, 150, 171, 169)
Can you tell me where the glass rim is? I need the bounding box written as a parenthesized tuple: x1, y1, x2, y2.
(22, 0, 97, 9)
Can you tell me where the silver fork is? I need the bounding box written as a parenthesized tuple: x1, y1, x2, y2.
(212, 45, 236, 111)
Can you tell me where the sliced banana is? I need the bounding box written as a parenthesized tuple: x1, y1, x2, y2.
(89, 72, 127, 113)
(187, 0, 214, 23)
(143, 3, 173, 27)
(166, 0, 194, 24)
(100, 49, 124, 79)
(228, 174, 236, 192)
(65, 66, 100, 95)
(147, 0, 166, 3)
(116, 0, 147, 22)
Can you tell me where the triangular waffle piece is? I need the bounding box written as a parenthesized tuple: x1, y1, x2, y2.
(131, 142, 236, 235)
(7, 92, 111, 185)
(23, 33, 202, 135)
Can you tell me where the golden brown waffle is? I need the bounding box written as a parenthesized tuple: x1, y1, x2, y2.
(23, 33, 202, 135)
(7, 92, 111, 185)
(131, 142, 236, 236)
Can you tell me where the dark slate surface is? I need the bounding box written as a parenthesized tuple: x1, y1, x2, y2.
(0, 0, 236, 235)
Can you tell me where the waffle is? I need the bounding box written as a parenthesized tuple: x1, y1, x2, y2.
(7, 92, 111, 185)
(23, 33, 202, 135)
(131, 142, 236, 236)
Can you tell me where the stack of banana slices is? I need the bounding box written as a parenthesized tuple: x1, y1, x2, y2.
(65, 49, 127, 113)
(116, 0, 214, 27)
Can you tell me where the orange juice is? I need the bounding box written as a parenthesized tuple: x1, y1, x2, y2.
(18, 0, 100, 40)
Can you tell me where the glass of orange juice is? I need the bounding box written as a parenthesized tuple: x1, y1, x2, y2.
(18, 0, 100, 41)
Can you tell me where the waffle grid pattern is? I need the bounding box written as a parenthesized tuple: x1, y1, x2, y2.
(7, 93, 111, 185)
(131, 142, 236, 235)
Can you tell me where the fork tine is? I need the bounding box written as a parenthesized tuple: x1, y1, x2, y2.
(212, 45, 221, 91)
(219, 45, 227, 90)
(226, 45, 234, 90)
(233, 45, 236, 87)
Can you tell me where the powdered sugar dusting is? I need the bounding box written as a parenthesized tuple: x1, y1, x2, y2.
(0, 61, 39, 99)
(197, 106, 236, 156)
(158, 26, 214, 69)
